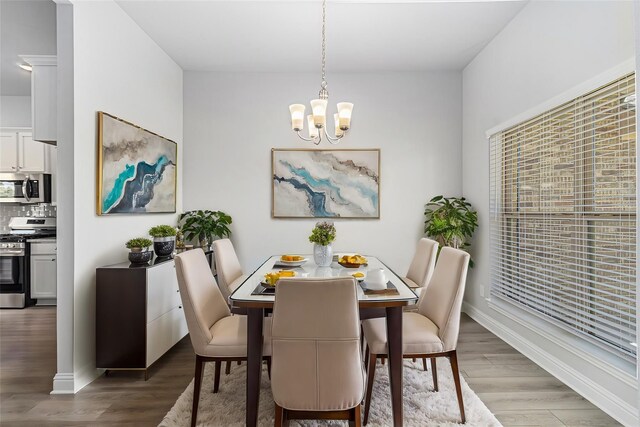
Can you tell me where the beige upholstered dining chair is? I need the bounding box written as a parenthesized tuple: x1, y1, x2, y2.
(403, 237, 439, 298)
(271, 278, 365, 426)
(175, 249, 271, 427)
(361, 246, 470, 425)
(212, 238, 247, 303)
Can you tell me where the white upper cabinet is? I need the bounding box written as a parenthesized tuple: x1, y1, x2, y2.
(0, 131, 46, 173)
(20, 55, 57, 143)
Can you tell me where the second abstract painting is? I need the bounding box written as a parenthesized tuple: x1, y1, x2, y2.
(272, 149, 380, 218)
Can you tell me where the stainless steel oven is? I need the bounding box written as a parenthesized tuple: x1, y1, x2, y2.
(0, 241, 28, 308)
(0, 173, 51, 204)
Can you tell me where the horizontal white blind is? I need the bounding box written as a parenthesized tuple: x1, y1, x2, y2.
(490, 73, 637, 361)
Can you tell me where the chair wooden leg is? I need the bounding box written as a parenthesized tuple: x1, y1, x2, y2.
(349, 404, 362, 427)
(225, 360, 231, 375)
(274, 403, 284, 427)
(450, 351, 466, 424)
(192, 356, 205, 427)
(363, 353, 377, 425)
(412, 358, 416, 362)
(237, 360, 241, 366)
(266, 356, 272, 380)
(430, 358, 438, 392)
(213, 360, 221, 393)
(422, 358, 428, 371)
(363, 346, 370, 374)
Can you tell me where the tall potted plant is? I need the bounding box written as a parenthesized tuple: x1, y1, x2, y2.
(424, 195, 478, 265)
(179, 210, 232, 248)
(308, 221, 336, 267)
(149, 225, 177, 257)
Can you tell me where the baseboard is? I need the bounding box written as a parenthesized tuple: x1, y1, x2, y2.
(462, 302, 639, 427)
(50, 372, 75, 394)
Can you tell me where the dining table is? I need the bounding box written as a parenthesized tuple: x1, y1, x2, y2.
(229, 254, 418, 427)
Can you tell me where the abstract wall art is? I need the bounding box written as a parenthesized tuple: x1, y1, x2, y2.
(272, 149, 380, 218)
(97, 112, 177, 215)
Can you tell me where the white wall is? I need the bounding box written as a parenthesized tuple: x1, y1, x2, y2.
(0, 95, 31, 127)
(184, 71, 462, 274)
(462, 1, 637, 424)
(57, 0, 183, 392)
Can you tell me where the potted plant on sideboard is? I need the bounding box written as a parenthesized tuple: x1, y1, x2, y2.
(179, 210, 232, 248)
(125, 237, 153, 265)
(148, 225, 177, 257)
(424, 195, 478, 266)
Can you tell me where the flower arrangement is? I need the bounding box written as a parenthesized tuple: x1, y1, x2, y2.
(308, 221, 336, 246)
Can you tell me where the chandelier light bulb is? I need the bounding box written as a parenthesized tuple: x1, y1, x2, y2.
(337, 102, 353, 130)
(334, 113, 344, 137)
(289, 104, 305, 131)
(310, 99, 328, 128)
(307, 115, 319, 138)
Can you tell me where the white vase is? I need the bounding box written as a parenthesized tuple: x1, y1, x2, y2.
(313, 244, 333, 267)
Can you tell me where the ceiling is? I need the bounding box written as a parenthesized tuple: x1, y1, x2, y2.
(117, 0, 528, 72)
(0, 0, 57, 96)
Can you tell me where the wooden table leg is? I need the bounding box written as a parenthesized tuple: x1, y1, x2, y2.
(246, 307, 264, 427)
(386, 306, 403, 426)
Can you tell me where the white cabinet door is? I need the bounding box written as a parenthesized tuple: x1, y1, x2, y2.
(146, 261, 181, 323)
(31, 255, 57, 298)
(0, 132, 18, 172)
(19, 132, 45, 172)
(146, 305, 188, 367)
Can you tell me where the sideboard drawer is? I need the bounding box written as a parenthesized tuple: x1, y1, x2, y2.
(146, 304, 188, 366)
(146, 261, 181, 323)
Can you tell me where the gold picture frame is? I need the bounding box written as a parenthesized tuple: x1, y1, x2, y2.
(97, 112, 177, 215)
(272, 148, 380, 219)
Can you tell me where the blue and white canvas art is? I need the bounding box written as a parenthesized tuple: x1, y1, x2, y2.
(272, 149, 380, 218)
(97, 112, 177, 215)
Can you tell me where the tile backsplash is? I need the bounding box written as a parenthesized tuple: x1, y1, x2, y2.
(0, 203, 57, 233)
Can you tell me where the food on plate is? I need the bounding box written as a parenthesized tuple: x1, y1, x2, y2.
(264, 270, 296, 286)
(352, 272, 365, 279)
(281, 255, 305, 262)
(339, 254, 367, 265)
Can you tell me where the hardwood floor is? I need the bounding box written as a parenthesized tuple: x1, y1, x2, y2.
(0, 307, 621, 426)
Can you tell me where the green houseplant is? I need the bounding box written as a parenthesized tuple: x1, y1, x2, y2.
(125, 237, 153, 264)
(148, 225, 177, 257)
(424, 195, 478, 265)
(179, 210, 232, 248)
(308, 221, 336, 267)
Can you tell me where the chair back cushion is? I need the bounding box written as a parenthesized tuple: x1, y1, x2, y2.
(417, 246, 470, 351)
(271, 278, 364, 411)
(212, 239, 243, 301)
(175, 249, 231, 355)
(406, 238, 439, 288)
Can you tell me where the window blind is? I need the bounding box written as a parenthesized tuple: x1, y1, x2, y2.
(489, 73, 637, 361)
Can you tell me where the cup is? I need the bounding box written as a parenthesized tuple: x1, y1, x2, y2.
(366, 268, 386, 290)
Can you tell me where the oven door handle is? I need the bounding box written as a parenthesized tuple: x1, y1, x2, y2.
(22, 177, 31, 202)
(0, 251, 25, 256)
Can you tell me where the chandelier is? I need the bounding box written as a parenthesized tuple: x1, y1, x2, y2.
(289, 0, 353, 145)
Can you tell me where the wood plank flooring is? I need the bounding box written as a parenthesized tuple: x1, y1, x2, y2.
(0, 307, 622, 426)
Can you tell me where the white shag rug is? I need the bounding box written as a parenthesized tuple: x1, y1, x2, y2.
(160, 359, 501, 427)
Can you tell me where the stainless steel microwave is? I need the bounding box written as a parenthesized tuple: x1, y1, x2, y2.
(0, 173, 51, 204)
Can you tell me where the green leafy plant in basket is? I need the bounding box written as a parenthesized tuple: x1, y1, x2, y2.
(125, 237, 153, 252)
(179, 210, 232, 248)
(424, 195, 478, 267)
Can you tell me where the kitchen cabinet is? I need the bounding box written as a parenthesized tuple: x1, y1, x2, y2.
(0, 130, 45, 172)
(96, 257, 188, 378)
(30, 240, 57, 305)
(20, 55, 57, 143)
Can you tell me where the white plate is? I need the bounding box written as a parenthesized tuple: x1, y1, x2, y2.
(351, 273, 366, 282)
(277, 258, 308, 267)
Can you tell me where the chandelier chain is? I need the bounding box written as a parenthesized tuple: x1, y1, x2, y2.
(321, 0, 327, 90)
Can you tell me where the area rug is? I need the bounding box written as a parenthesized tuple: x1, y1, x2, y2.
(160, 359, 501, 427)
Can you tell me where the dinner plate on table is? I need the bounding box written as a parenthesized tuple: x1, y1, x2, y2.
(276, 258, 308, 267)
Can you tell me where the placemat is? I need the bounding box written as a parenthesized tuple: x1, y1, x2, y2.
(359, 281, 399, 296)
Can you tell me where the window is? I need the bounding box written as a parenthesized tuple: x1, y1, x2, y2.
(489, 73, 637, 361)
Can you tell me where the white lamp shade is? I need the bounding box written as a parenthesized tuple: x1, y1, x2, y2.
(310, 99, 328, 127)
(337, 102, 353, 130)
(307, 115, 319, 138)
(334, 113, 344, 137)
(289, 104, 305, 131)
